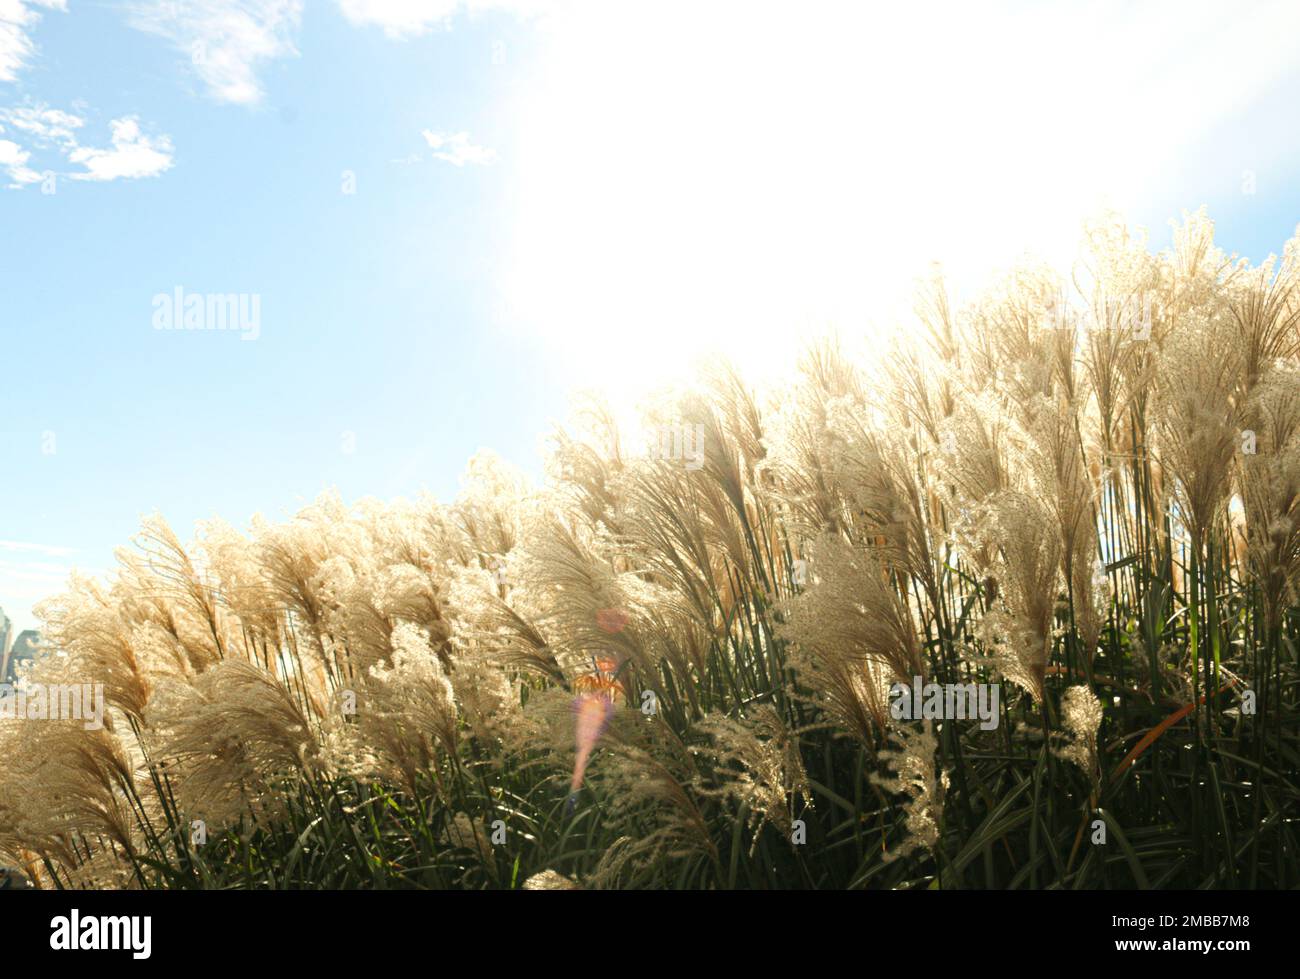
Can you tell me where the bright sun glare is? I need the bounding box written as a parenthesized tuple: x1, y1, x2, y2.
(502, 1, 1300, 410)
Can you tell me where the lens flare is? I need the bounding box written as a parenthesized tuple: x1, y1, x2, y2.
(567, 655, 625, 812)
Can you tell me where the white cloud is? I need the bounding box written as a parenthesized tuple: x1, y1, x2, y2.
(1, 107, 174, 186)
(0, 0, 66, 83)
(0, 106, 69, 185)
(126, 0, 303, 105)
(0, 105, 82, 146)
(67, 116, 173, 181)
(0, 137, 40, 185)
(421, 129, 495, 166)
(338, 0, 460, 36)
(336, 0, 548, 38)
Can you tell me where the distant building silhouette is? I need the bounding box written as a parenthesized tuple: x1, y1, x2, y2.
(2, 628, 41, 684)
(0, 607, 12, 683)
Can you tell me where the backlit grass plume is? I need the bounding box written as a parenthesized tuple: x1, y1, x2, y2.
(2, 209, 1299, 890)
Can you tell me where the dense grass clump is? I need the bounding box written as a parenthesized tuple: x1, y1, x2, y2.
(2, 210, 1298, 889)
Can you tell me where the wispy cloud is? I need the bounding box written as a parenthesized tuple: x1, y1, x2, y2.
(0, 106, 64, 186)
(0, 0, 66, 82)
(421, 129, 495, 166)
(125, 0, 303, 105)
(336, 0, 542, 39)
(115, 0, 546, 107)
(0, 540, 77, 558)
(0, 105, 82, 146)
(0, 540, 88, 632)
(0, 558, 78, 583)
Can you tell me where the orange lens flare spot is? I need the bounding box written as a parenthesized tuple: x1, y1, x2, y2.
(594, 608, 630, 634)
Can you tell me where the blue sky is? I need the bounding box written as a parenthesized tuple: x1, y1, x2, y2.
(3, 0, 1300, 632)
(1, 2, 559, 631)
